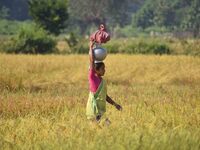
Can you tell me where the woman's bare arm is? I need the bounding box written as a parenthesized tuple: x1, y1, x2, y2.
(106, 95, 122, 111)
(89, 41, 95, 69)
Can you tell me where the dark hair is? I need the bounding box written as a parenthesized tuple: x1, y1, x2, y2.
(99, 23, 106, 30)
(94, 62, 105, 71)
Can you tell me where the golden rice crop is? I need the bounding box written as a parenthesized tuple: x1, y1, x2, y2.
(0, 54, 200, 149)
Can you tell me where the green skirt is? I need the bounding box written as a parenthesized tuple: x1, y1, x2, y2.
(86, 79, 107, 120)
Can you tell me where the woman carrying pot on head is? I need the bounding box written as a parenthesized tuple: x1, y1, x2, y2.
(86, 23, 122, 124)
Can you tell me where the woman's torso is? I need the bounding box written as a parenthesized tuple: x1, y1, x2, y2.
(88, 68, 102, 93)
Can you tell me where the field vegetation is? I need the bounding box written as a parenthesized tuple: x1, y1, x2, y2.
(0, 54, 200, 149)
(1, 0, 199, 149)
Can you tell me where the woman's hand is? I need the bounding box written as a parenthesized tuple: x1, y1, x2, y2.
(114, 103, 122, 111)
(106, 95, 122, 111)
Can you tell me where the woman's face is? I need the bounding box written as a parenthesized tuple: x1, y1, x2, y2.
(100, 24, 105, 31)
(96, 64, 105, 76)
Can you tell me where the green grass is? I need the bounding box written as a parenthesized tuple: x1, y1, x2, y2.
(0, 54, 200, 149)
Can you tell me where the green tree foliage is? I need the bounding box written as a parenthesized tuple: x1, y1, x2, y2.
(0, 20, 27, 35)
(133, 0, 177, 28)
(133, 0, 200, 29)
(106, 0, 131, 27)
(133, 0, 154, 29)
(69, 0, 107, 25)
(183, 0, 200, 37)
(132, 0, 200, 37)
(65, 32, 78, 48)
(6, 23, 56, 54)
(0, 6, 9, 19)
(153, 0, 176, 27)
(28, 0, 69, 35)
(68, 0, 140, 28)
(0, 0, 199, 37)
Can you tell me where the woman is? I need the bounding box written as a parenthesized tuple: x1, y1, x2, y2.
(86, 25, 122, 122)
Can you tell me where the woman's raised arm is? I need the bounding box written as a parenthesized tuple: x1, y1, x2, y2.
(89, 41, 95, 69)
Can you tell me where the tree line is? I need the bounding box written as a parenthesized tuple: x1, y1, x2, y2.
(133, 0, 200, 37)
(0, 0, 199, 37)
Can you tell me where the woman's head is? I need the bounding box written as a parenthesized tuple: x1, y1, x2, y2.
(94, 62, 105, 76)
(99, 23, 106, 31)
